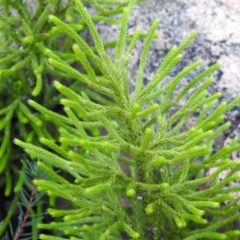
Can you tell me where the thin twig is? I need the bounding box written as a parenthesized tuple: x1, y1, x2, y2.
(14, 178, 38, 240)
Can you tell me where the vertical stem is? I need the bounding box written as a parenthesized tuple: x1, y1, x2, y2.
(14, 178, 38, 240)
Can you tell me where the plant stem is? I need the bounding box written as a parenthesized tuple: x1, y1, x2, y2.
(14, 179, 38, 240)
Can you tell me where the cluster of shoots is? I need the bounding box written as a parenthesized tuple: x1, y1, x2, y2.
(2, 0, 240, 239)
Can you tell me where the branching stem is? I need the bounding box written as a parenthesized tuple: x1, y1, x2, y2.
(14, 177, 39, 240)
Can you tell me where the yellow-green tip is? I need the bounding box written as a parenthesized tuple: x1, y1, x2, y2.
(53, 80, 61, 89)
(127, 189, 136, 197)
(132, 232, 140, 239)
(160, 183, 169, 189)
(48, 15, 55, 22)
(14, 138, 24, 147)
(145, 204, 154, 214)
(72, 44, 79, 52)
(23, 36, 34, 44)
(145, 128, 153, 135)
(33, 179, 39, 185)
(174, 217, 187, 228)
(191, 30, 198, 37)
(28, 99, 34, 106)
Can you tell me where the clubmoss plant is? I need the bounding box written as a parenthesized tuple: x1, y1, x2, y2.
(14, 0, 240, 239)
(0, 0, 136, 237)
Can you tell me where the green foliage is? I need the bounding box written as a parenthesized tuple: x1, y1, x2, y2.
(12, 0, 240, 239)
(0, 0, 135, 237)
